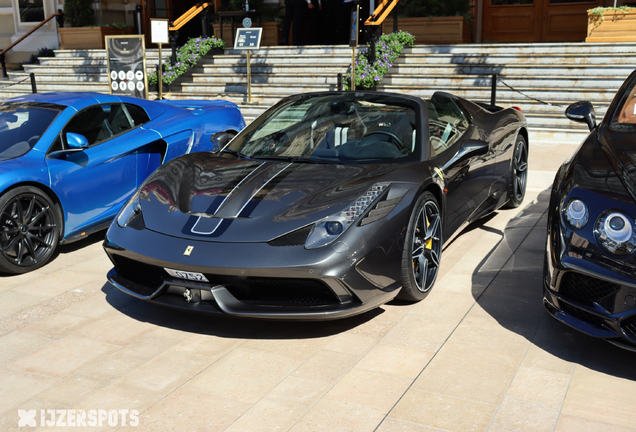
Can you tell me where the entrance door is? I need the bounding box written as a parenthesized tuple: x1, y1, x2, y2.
(140, 0, 197, 45)
(483, 0, 600, 43)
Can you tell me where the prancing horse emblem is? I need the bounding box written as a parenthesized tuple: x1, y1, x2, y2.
(184, 246, 194, 256)
(183, 289, 193, 303)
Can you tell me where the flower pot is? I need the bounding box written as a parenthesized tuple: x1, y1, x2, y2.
(586, 9, 636, 42)
(59, 26, 133, 50)
(382, 16, 470, 44)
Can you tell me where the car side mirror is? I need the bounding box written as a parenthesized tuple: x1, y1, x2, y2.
(565, 101, 596, 131)
(210, 131, 235, 153)
(66, 132, 89, 150)
(441, 140, 489, 172)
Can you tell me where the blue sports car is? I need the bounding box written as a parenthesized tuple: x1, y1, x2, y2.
(0, 92, 245, 274)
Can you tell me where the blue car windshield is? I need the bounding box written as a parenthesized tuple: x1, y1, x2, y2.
(225, 94, 420, 164)
(0, 103, 64, 161)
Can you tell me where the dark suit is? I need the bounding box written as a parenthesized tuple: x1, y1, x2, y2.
(280, 0, 307, 45)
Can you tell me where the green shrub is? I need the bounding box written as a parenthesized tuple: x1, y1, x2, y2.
(148, 36, 227, 86)
(345, 31, 415, 90)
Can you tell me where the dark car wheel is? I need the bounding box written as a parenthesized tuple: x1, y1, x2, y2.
(398, 191, 443, 302)
(504, 135, 528, 209)
(0, 186, 61, 274)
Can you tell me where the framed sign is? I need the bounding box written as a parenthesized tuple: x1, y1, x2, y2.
(150, 18, 170, 45)
(106, 35, 148, 99)
(349, 6, 359, 48)
(234, 28, 262, 50)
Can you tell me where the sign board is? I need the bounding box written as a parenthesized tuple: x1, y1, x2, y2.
(234, 27, 262, 50)
(150, 18, 170, 45)
(106, 35, 148, 99)
(349, 7, 359, 48)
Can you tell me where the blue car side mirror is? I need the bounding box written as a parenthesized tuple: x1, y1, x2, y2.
(66, 132, 89, 150)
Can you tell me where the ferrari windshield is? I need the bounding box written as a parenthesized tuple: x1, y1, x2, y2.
(0, 103, 63, 161)
(225, 94, 420, 163)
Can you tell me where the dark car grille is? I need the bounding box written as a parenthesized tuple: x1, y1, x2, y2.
(621, 315, 636, 341)
(114, 256, 164, 288)
(113, 255, 340, 306)
(223, 277, 340, 306)
(560, 302, 607, 327)
(559, 272, 621, 303)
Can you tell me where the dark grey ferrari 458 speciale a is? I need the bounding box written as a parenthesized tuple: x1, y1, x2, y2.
(544, 70, 636, 351)
(103, 91, 528, 320)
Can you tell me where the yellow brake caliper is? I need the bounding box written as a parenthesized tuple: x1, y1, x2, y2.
(415, 213, 433, 271)
(425, 213, 433, 249)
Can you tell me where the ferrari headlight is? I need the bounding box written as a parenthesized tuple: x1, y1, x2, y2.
(563, 198, 589, 230)
(595, 210, 636, 256)
(305, 183, 388, 249)
(117, 193, 142, 228)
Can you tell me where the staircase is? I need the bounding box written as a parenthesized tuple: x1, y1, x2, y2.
(1, 42, 635, 143)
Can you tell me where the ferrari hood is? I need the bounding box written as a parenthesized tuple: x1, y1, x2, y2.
(138, 152, 399, 242)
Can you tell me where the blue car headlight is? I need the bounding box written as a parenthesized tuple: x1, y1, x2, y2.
(116, 193, 143, 228)
(595, 210, 636, 256)
(562, 198, 589, 230)
(305, 183, 389, 249)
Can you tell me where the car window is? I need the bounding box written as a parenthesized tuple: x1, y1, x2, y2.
(427, 94, 468, 158)
(0, 103, 63, 161)
(611, 76, 636, 130)
(124, 103, 150, 126)
(61, 103, 133, 148)
(226, 94, 420, 164)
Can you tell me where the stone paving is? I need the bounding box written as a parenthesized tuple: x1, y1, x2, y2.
(1, 139, 636, 432)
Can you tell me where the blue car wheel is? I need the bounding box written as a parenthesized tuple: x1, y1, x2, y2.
(0, 186, 61, 274)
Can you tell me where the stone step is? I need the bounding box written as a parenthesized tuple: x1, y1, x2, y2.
(395, 53, 636, 66)
(388, 64, 636, 77)
(380, 75, 626, 89)
(403, 42, 636, 55)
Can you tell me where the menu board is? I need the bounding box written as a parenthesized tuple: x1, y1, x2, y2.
(234, 28, 262, 50)
(106, 35, 148, 99)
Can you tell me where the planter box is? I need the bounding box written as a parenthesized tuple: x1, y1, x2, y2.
(382, 16, 470, 44)
(213, 21, 280, 46)
(59, 26, 132, 50)
(586, 9, 636, 42)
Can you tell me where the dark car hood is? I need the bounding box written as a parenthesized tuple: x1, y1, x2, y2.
(139, 153, 399, 242)
(569, 129, 636, 204)
(597, 128, 636, 203)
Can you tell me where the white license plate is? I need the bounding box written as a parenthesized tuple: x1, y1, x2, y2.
(164, 268, 209, 282)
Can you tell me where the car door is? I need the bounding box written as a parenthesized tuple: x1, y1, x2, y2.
(45, 103, 156, 238)
(428, 94, 496, 238)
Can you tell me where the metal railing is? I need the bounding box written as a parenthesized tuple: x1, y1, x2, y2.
(0, 11, 64, 78)
(167, 2, 214, 64)
(363, 0, 401, 64)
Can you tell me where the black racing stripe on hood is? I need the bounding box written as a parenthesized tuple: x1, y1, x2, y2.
(236, 163, 303, 218)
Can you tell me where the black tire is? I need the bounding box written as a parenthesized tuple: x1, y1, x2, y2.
(0, 186, 61, 274)
(504, 135, 528, 209)
(397, 191, 443, 302)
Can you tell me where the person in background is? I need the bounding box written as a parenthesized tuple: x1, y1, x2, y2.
(308, 0, 323, 45)
(279, 0, 308, 45)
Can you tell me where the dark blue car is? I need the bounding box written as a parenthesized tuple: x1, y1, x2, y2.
(0, 92, 245, 274)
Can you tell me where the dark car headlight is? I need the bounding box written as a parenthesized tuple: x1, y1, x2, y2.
(117, 193, 143, 228)
(595, 210, 636, 256)
(305, 183, 389, 249)
(562, 198, 589, 230)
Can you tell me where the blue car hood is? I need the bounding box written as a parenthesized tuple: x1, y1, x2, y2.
(138, 152, 397, 242)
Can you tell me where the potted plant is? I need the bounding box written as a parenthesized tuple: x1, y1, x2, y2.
(214, 0, 284, 46)
(59, 0, 133, 50)
(586, 6, 636, 42)
(382, 0, 472, 44)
